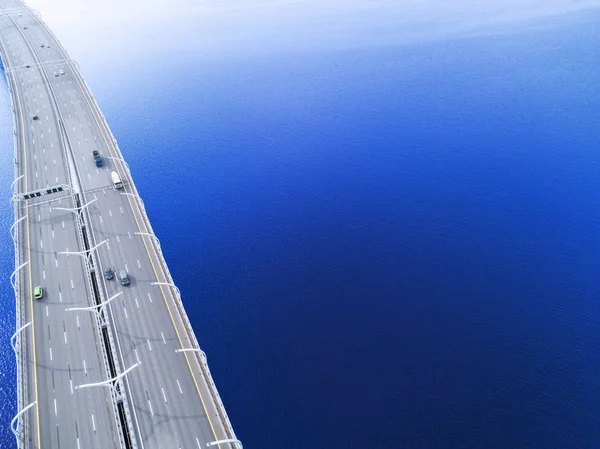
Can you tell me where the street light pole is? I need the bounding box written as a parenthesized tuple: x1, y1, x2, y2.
(207, 439, 243, 448)
(151, 281, 181, 298)
(10, 174, 24, 191)
(66, 291, 122, 315)
(75, 361, 141, 394)
(106, 156, 131, 171)
(59, 239, 107, 259)
(54, 197, 97, 214)
(10, 215, 26, 241)
(120, 191, 145, 207)
(10, 261, 29, 290)
(134, 231, 161, 248)
(10, 400, 36, 441)
(10, 321, 31, 352)
(175, 347, 207, 361)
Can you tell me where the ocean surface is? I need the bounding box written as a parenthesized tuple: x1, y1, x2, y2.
(2, 2, 600, 448)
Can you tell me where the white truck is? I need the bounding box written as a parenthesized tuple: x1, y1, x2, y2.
(111, 171, 123, 189)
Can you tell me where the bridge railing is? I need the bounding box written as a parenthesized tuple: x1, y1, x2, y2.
(2, 55, 32, 448)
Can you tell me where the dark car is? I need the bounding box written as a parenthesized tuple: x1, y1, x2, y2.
(104, 267, 114, 280)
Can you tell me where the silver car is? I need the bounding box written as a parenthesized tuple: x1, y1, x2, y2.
(119, 269, 130, 286)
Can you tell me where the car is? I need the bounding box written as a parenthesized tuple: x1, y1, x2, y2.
(23, 26, 27, 30)
(119, 270, 130, 286)
(59, 70, 65, 75)
(32, 115, 38, 120)
(53, 72, 59, 77)
(104, 267, 114, 280)
(40, 44, 44, 48)
(33, 286, 43, 300)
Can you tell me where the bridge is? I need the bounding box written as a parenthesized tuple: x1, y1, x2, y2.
(1, 1, 241, 448)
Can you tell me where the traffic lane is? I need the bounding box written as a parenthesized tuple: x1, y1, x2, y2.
(19, 76, 66, 192)
(68, 137, 115, 194)
(113, 203, 233, 445)
(92, 196, 219, 447)
(88, 194, 219, 445)
(97, 263, 211, 448)
(53, 78, 114, 193)
(88, 163, 230, 444)
(14, 55, 128, 449)
(43, 40, 130, 194)
(9, 28, 75, 173)
(16, 37, 120, 445)
(27, 222, 102, 448)
(37, 63, 116, 194)
(29, 196, 120, 447)
(102, 277, 214, 449)
(21, 19, 64, 64)
(2, 28, 44, 448)
(29, 200, 119, 448)
(0, 18, 27, 65)
(36, 167, 122, 447)
(3, 13, 116, 448)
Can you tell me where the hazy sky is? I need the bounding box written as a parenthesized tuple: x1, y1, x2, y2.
(22, 0, 600, 62)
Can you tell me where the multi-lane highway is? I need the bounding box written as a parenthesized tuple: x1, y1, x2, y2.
(2, 1, 240, 448)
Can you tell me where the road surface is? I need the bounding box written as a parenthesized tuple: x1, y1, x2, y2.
(1, 2, 239, 448)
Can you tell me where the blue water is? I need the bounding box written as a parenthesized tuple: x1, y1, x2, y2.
(0, 69, 18, 449)
(3, 5, 600, 448)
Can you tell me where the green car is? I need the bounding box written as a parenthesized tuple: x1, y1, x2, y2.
(33, 286, 43, 300)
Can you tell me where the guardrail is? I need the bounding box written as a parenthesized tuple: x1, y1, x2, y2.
(0, 36, 32, 449)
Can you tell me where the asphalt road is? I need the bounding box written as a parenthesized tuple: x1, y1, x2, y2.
(1, 2, 237, 448)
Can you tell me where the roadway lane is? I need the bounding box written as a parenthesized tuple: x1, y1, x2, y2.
(0, 5, 120, 449)
(91, 193, 218, 448)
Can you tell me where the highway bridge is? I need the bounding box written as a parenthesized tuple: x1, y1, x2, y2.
(1, 1, 241, 448)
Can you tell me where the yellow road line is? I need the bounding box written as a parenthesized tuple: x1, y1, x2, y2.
(70, 69, 224, 445)
(12, 59, 41, 449)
